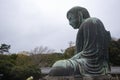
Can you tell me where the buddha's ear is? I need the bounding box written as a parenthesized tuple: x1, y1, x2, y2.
(78, 11, 83, 22)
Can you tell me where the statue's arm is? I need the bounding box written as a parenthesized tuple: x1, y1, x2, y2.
(70, 25, 84, 60)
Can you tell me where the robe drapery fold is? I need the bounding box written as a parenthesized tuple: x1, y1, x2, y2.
(50, 18, 111, 76)
(71, 17, 111, 76)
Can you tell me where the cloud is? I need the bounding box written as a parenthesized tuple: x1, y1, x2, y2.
(0, 0, 120, 53)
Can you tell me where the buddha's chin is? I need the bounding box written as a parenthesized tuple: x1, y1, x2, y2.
(72, 26, 79, 29)
(72, 24, 80, 29)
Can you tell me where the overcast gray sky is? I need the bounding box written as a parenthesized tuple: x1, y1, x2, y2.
(0, 0, 120, 53)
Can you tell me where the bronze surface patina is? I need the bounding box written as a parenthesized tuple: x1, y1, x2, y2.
(49, 6, 111, 76)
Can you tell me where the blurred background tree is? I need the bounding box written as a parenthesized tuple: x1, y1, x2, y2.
(109, 39, 120, 66)
(0, 44, 10, 54)
(0, 53, 41, 80)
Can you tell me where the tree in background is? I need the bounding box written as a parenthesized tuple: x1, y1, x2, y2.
(0, 44, 10, 54)
(34, 53, 64, 67)
(30, 46, 54, 66)
(64, 46, 75, 58)
(63, 41, 75, 58)
(31, 46, 54, 54)
(109, 39, 120, 66)
(0, 53, 41, 80)
(0, 54, 14, 80)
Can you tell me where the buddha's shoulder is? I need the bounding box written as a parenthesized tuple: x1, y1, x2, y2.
(83, 17, 102, 24)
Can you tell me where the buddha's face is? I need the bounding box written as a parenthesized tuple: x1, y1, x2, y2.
(67, 12, 80, 29)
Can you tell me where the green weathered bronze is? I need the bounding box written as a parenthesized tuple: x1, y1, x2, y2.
(49, 6, 111, 76)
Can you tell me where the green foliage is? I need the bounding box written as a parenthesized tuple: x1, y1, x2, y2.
(0, 54, 14, 80)
(31, 53, 64, 67)
(109, 39, 120, 66)
(10, 54, 18, 60)
(0, 54, 41, 80)
(15, 54, 33, 66)
(0, 60, 14, 80)
(63, 46, 75, 59)
(10, 65, 41, 80)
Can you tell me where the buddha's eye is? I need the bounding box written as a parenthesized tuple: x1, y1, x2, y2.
(69, 16, 74, 20)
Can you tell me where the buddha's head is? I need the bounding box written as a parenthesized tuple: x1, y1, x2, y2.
(67, 6, 90, 29)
